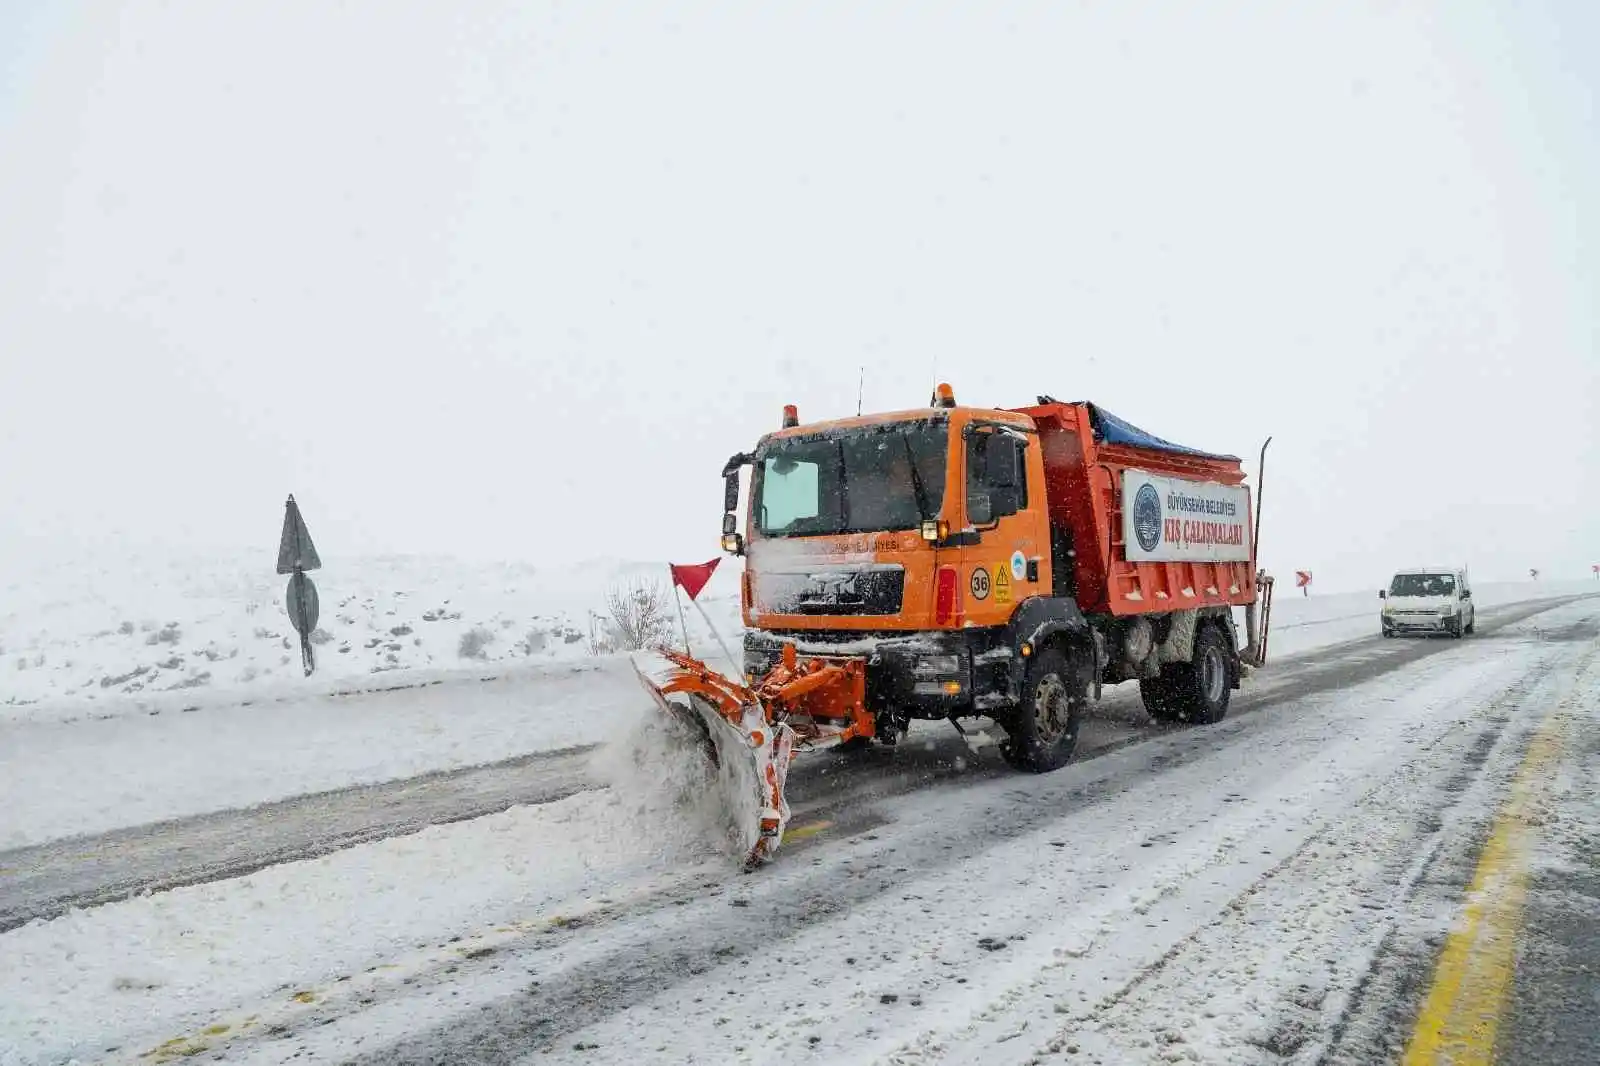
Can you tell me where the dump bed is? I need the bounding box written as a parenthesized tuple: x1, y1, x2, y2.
(1013, 401, 1256, 617)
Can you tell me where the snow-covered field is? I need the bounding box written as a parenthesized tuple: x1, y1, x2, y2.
(0, 548, 744, 716)
(2, 596, 1596, 1065)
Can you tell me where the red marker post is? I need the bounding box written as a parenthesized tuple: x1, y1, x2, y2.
(1295, 570, 1312, 598)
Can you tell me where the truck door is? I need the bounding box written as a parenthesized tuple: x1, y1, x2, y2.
(961, 426, 1049, 627)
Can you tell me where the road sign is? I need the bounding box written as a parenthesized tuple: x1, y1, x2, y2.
(1593, 564, 1598, 578)
(1295, 570, 1312, 597)
(287, 570, 320, 677)
(277, 495, 322, 575)
(286, 570, 319, 636)
(1530, 568, 1540, 581)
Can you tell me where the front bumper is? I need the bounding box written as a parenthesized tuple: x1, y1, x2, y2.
(743, 630, 991, 718)
(1384, 612, 1457, 633)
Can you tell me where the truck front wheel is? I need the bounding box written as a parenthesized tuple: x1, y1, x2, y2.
(1000, 646, 1085, 773)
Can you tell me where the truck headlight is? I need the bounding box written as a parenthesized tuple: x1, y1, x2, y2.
(912, 655, 962, 678)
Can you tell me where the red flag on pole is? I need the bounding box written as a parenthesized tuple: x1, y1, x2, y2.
(670, 558, 721, 601)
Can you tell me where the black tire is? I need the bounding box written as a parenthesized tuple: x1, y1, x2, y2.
(1382, 626, 1395, 639)
(1448, 617, 1464, 639)
(1000, 645, 1085, 772)
(1166, 624, 1233, 725)
(1139, 674, 1182, 722)
(1465, 614, 1475, 635)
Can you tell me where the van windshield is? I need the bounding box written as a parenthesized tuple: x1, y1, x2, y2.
(1390, 573, 1456, 597)
(753, 422, 948, 537)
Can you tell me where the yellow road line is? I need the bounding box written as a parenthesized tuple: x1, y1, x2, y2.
(1401, 693, 1575, 1065)
(784, 819, 834, 841)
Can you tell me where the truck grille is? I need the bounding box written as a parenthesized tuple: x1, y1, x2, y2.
(754, 567, 905, 616)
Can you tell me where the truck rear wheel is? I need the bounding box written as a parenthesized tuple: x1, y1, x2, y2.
(1000, 646, 1085, 773)
(1139, 674, 1182, 722)
(1171, 624, 1232, 724)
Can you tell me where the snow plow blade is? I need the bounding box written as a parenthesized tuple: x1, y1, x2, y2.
(631, 644, 871, 868)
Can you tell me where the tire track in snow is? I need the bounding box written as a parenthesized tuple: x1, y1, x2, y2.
(241, 606, 1598, 1064)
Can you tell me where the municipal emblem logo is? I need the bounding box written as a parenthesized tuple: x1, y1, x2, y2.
(1133, 483, 1163, 553)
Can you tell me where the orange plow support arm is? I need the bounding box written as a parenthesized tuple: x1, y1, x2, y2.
(632, 644, 871, 867)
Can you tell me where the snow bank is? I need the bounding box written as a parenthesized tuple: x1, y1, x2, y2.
(0, 657, 652, 849)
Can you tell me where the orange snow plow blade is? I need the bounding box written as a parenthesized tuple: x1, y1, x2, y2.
(632, 644, 871, 867)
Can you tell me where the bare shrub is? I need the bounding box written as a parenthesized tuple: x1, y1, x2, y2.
(604, 579, 675, 652)
(524, 628, 549, 656)
(458, 626, 495, 660)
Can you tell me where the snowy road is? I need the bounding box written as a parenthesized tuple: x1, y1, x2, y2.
(2, 595, 1598, 1065)
(1, 596, 1586, 937)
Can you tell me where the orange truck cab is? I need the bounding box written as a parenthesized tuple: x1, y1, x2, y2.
(720, 385, 1262, 773)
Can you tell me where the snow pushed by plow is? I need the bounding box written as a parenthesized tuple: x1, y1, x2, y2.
(589, 694, 762, 867)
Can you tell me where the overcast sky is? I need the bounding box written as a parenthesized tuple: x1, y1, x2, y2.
(1, 1, 1595, 590)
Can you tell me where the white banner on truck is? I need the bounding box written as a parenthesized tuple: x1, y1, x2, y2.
(1122, 469, 1251, 563)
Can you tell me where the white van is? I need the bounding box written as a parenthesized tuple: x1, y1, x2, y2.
(1379, 568, 1475, 638)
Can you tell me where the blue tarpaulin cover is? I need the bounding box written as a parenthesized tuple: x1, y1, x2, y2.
(1081, 402, 1239, 462)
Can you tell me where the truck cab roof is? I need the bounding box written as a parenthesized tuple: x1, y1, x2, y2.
(759, 405, 1032, 445)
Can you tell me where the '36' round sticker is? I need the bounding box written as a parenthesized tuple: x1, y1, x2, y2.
(970, 568, 991, 600)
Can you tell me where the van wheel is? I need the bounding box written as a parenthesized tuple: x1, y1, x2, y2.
(1169, 625, 1233, 725)
(1000, 646, 1085, 772)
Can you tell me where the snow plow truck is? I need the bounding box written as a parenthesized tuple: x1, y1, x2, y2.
(635, 385, 1271, 867)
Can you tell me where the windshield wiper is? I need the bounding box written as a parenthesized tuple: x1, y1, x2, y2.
(835, 440, 851, 531)
(900, 432, 931, 522)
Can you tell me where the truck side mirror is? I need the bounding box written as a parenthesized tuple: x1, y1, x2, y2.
(724, 470, 740, 513)
(1378, 590, 1386, 599)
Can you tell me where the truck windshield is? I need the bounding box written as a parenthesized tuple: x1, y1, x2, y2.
(754, 423, 948, 537)
(1390, 573, 1455, 597)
